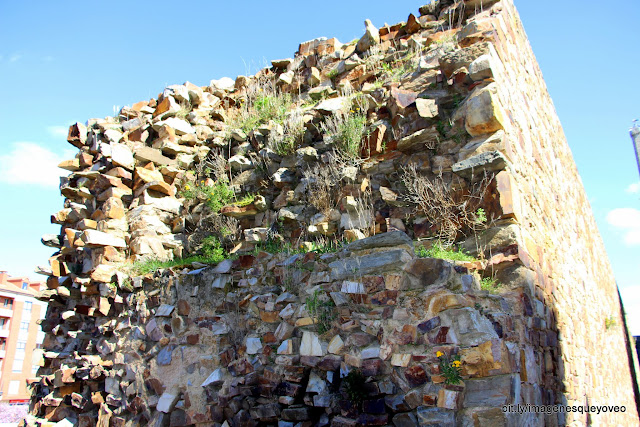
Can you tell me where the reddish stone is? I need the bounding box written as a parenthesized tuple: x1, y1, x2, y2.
(186, 334, 199, 345)
(432, 326, 451, 344)
(391, 87, 419, 109)
(361, 359, 383, 376)
(284, 366, 306, 383)
(362, 276, 385, 293)
(145, 378, 164, 395)
(237, 255, 256, 268)
(177, 300, 190, 316)
(263, 332, 277, 344)
(405, 365, 428, 387)
(423, 394, 437, 406)
(318, 355, 342, 371)
(371, 290, 398, 306)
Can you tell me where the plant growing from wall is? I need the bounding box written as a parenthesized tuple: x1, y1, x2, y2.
(228, 75, 295, 137)
(305, 289, 336, 334)
(480, 276, 502, 293)
(401, 165, 492, 247)
(415, 241, 476, 262)
(268, 108, 306, 156)
(342, 369, 367, 404)
(437, 351, 463, 385)
(320, 97, 369, 165)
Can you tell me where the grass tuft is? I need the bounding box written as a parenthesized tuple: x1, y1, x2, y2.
(415, 241, 476, 262)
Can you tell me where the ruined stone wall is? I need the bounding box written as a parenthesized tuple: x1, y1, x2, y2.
(29, 1, 638, 426)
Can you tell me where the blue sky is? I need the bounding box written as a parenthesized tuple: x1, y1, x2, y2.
(1, 1, 638, 331)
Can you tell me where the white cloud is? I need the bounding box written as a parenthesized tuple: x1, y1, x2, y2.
(0, 142, 69, 187)
(47, 125, 69, 138)
(9, 54, 22, 63)
(42, 55, 54, 62)
(607, 208, 640, 246)
(626, 182, 640, 194)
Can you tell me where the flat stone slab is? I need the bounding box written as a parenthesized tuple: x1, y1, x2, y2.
(452, 150, 507, 178)
(329, 249, 412, 281)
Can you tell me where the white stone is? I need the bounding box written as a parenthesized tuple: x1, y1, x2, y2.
(201, 368, 226, 387)
(300, 331, 324, 357)
(279, 303, 295, 319)
(361, 345, 380, 359)
(210, 77, 235, 91)
(391, 353, 412, 367)
(212, 275, 230, 289)
(82, 230, 126, 248)
(245, 337, 262, 354)
(416, 98, 439, 119)
(277, 339, 294, 355)
(142, 192, 182, 214)
(316, 97, 349, 114)
(340, 210, 373, 230)
(229, 154, 252, 171)
(213, 259, 234, 274)
(155, 304, 175, 317)
(104, 129, 123, 143)
(341, 281, 365, 294)
(306, 372, 327, 393)
(111, 143, 135, 169)
(279, 70, 295, 85)
(157, 392, 179, 413)
(163, 85, 190, 103)
(161, 117, 194, 135)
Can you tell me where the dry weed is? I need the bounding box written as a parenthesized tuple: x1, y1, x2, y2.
(401, 164, 491, 246)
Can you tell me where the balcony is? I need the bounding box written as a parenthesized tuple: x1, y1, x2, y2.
(0, 329, 9, 338)
(0, 350, 5, 358)
(0, 308, 12, 317)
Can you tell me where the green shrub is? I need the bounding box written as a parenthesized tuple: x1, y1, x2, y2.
(233, 91, 294, 135)
(201, 236, 225, 263)
(181, 181, 234, 213)
(480, 277, 502, 293)
(415, 241, 476, 262)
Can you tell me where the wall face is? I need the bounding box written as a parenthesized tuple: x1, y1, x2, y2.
(27, 0, 638, 426)
(487, 1, 639, 423)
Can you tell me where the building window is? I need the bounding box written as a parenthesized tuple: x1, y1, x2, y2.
(8, 380, 19, 395)
(20, 321, 29, 332)
(22, 282, 28, 290)
(12, 357, 23, 373)
(3, 298, 12, 308)
(0, 340, 5, 350)
(24, 301, 32, 314)
(16, 341, 26, 351)
(0, 318, 5, 328)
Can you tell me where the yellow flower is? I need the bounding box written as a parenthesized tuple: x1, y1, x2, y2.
(436, 351, 444, 358)
(185, 185, 191, 190)
(452, 360, 461, 368)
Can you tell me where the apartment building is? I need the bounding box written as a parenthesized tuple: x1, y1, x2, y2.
(0, 271, 47, 403)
